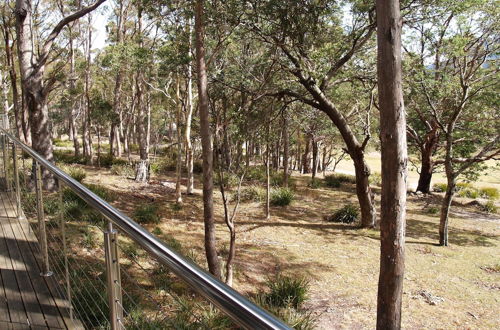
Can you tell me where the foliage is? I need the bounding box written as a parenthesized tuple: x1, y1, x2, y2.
(239, 185, 265, 202)
(110, 164, 135, 177)
(480, 201, 497, 214)
(325, 173, 356, 188)
(426, 206, 440, 215)
(255, 274, 315, 329)
(270, 188, 294, 206)
(479, 187, 499, 200)
(432, 183, 448, 192)
(261, 274, 309, 309)
(369, 172, 382, 186)
(67, 166, 87, 183)
(308, 179, 322, 189)
(327, 204, 359, 224)
(134, 203, 161, 224)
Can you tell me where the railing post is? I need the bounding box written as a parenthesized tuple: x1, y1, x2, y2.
(12, 143, 23, 220)
(35, 161, 52, 277)
(2, 134, 11, 191)
(59, 183, 73, 322)
(104, 222, 123, 329)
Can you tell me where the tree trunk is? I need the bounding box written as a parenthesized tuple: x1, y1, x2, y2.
(283, 112, 289, 187)
(175, 76, 183, 203)
(439, 181, 454, 246)
(195, 0, 221, 279)
(68, 33, 80, 158)
(312, 138, 318, 181)
(416, 154, 433, 193)
(302, 135, 311, 174)
(376, 0, 407, 329)
(416, 129, 439, 193)
(352, 153, 376, 228)
(185, 21, 195, 194)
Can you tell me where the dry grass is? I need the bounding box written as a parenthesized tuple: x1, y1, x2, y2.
(81, 165, 499, 329)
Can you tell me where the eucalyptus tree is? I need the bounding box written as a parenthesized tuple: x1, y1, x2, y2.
(406, 1, 499, 246)
(15, 0, 106, 188)
(246, 0, 378, 227)
(376, 0, 407, 327)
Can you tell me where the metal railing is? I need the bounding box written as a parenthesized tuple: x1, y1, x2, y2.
(0, 128, 291, 330)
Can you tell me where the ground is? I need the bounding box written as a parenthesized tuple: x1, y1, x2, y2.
(78, 161, 500, 329)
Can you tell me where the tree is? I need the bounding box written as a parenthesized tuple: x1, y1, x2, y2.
(376, 0, 407, 328)
(15, 0, 106, 189)
(248, 0, 378, 227)
(195, 0, 221, 278)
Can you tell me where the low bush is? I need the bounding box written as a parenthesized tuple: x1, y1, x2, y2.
(254, 274, 315, 330)
(481, 201, 498, 214)
(214, 173, 240, 189)
(53, 139, 74, 148)
(110, 164, 135, 177)
(263, 274, 309, 309)
(326, 204, 359, 224)
(325, 173, 356, 188)
(308, 179, 322, 189)
(270, 188, 294, 206)
(479, 187, 499, 200)
(67, 167, 87, 183)
(99, 154, 128, 168)
(54, 150, 87, 165)
(369, 172, 382, 186)
(246, 166, 267, 182)
(432, 183, 447, 192)
(426, 206, 440, 215)
(134, 203, 161, 224)
(457, 187, 479, 199)
(239, 185, 265, 202)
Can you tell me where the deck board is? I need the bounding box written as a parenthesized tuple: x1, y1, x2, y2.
(0, 191, 82, 329)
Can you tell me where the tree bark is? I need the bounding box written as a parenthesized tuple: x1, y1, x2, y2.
(185, 20, 195, 194)
(283, 112, 289, 187)
(195, 0, 221, 278)
(175, 76, 183, 203)
(302, 134, 311, 174)
(376, 0, 407, 329)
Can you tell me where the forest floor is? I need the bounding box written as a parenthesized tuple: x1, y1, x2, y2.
(76, 161, 500, 330)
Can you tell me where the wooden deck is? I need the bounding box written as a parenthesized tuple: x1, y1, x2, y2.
(0, 191, 81, 329)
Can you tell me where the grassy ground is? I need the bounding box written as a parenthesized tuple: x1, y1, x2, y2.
(74, 161, 500, 329)
(335, 151, 500, 190)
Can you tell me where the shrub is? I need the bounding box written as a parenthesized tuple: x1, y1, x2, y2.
(99, 154, 128, 168)
(479, 187, 499, 200)
(53, 138, 74, 148)
(481, 201, 498, 214)
(458, 187, 479, 199)
(369, 172, 382, 186)
(246, 166, 267, 182)
(426, 206, 440, 215)
(308, 179, 321, 189)
(54, 150, 87, 165)
(134, 203, 161, 224)
(327, 204, 359, 223)
(263, 274, 309, 309)
(67, 167, 87, 183)
(432, 183, 447, 192)
(110, 164, 135, 177)
(456, 182, 474, 191)
(239, 185, 265, 202)
(150, 158, 176, 175)
(214, 173, 239, 189)
(193, 160, 203, 173)
(325, 173, 356, 188)
(270, 188, 294, 206)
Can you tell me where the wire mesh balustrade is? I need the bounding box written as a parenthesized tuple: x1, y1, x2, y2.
(0, 128, 290, 330)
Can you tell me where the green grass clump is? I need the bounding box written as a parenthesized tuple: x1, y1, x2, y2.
(481, 201, 498, 214)
(426, 206, 440, 215)
(433, 183, 447, 192)
(239, 185, 265, 202)
(325, 173, 356, 188)
(53, 139, 74, 148)
(67, 167, 87, 183)
(110, 164, 135, 177)
(255, 274, 315, 329)
(327, 204, 359, 224)
(308, 179, 322, 189)
(458, 187, 479, 199)
(369, 172, 382, 186)
(270, 188, 294, 206)
(263, 274, 309, 309)
(479, 187, 499, 200)
(134, 203, 161, 224)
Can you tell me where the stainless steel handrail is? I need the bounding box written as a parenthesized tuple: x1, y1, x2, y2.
(2, 129, 291, 330)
